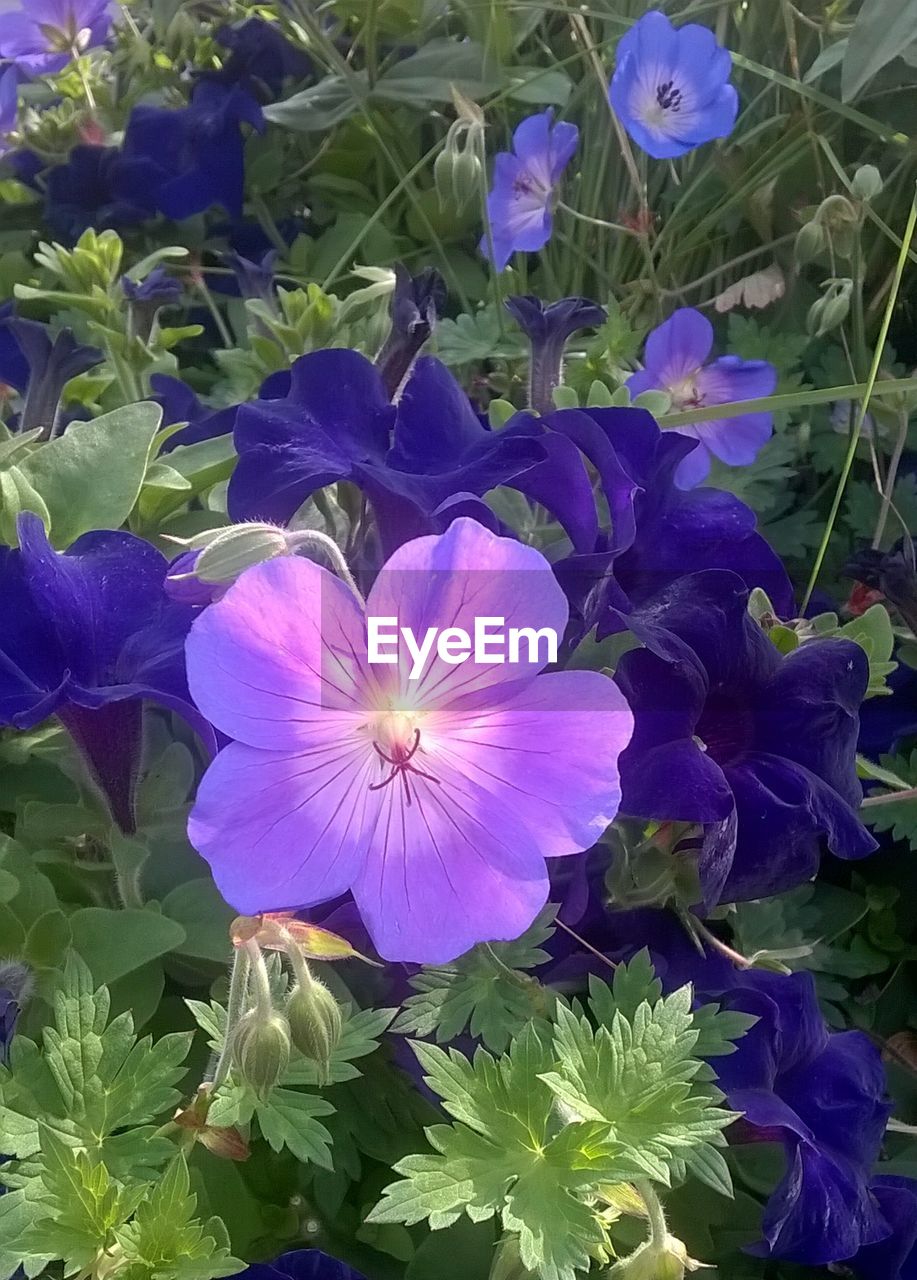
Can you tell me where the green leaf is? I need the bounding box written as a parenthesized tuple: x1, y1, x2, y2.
(861, 749, 917, 847)
(263, 76, 364, 132)
(17, 402, 161, 547)
(841, 0, 917, 100)
(392, 907, 555, 1052)
(254, 1089, 335, 1169)
(370, 1024, 629, 1280)
(114, 1154, 243, 1280)
(372, 40, 503, 106)
(160, 879, 234, 963)
(68, 907, 187, 984)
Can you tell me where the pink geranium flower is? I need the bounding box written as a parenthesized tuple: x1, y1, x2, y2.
(186, 518, 633, 963)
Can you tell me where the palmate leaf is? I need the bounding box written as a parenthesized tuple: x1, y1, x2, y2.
(392, 907, 556, 1052)
(862, 750, 917, 847)
(369, 1025, 631, 1280)
(113, 1154, 242, 1280)
(0, 955, 192, 1166)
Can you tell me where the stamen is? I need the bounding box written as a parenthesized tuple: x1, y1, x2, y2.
(368, 728, 440, 806)
(655, 80, 682, 112)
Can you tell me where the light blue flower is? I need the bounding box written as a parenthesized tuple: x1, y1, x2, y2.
(610, 11, 738, 160)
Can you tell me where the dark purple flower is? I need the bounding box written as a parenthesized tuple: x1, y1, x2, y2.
(0, 513, 214, 832)
(482, 110, 578, 271)
(537, 405, 793, 641)
(222, 249, 278, 306)
(122, 80, 265, 222)
(228, 350, 546, 557)
(0, 962, 31, 1066)
(0, 304, 29, 395)
(230, 1249, 366, 1280)
(0, 0, 113, 76)
(122, 268, 182, 342)
(847, 538, 917, 639)
(374, 264, 446, 398)
(610, 11, 738, 160)
(627, 309, 776, 487)
(0, 66, 18, 157)
(150, 371, 287, 453)
(44, 144, 159, 242)
(613, 569, 876, 903)
(214, 17, 313, 97)
(854, 1177, 917, 1280)
(506, 295, 605, 416)
(4, 318, 103, 438)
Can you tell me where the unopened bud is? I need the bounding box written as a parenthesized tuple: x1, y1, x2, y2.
(794, 220, 825, 266)
(607, 1235, 706, 1279)
(852, 164, 883, 201)
(195, 522, 293, 585)
(434, 119, 483, 215)
(286, 973, 343, 1084)
(231, 1008, 291, 1100)
(806, 279, 852, 337)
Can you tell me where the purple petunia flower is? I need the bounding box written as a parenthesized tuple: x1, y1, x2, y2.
(627, 308, 776, 488)
(228, 350, 547, 557)
(3, 317, 102, 437)
(853, 1177, 917, 1279)
(214, 17, 313, 98)
(0, 962, 31, 1066)
(44, 144, 160, 243)
(609, 11, 738, 160)
(0, 513, 214, 832)
(0, 0, 113, 76)
(230, 1249, 366, 1280)
(186, 517, 633, 963)
(614, 569, 876, 904)
(0, 65, 19, 158)
(506, 295, 606, 416)
(481, 110, 578, 271)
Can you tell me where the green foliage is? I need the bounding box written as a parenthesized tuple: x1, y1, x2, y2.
(371, 956, 748, 1280)
(861, 749, 917, 847)
(392, 906, 556, 1052)
(0, 958, 242, 1280)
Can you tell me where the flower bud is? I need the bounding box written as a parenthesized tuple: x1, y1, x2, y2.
(195, 522, 294, 585)
(852, 164, 883, 201)
(809, 279, 852, 337)
(794, 220, 825, 266)
(285, 974, 343, 1084)
(434, 119, 484, 215)
(231, 1007, 291, 1100)
(607, 1235, 704, 1279)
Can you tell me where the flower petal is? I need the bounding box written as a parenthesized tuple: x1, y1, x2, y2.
(365, 517, 569, 709)
(185, 555, 372, 749)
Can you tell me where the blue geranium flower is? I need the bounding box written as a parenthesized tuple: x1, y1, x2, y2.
(627, 309, 776, 487)
(0, 513, 214, 831)
(0, 66, 19, 158)
(230, 1249, 367, 1280)
(610, 11, 738, 160)
(0, 0, 113, 76)
(613, 569, 876, 904)
(481, 110, 578, 271)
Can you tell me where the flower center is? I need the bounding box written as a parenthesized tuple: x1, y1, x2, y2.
(668, 373, 706, 411)
(512, 167, 549, 201)
(655, 79, 683, 112)
(694, 689, 755, 767)
(368, 709, 439, 805)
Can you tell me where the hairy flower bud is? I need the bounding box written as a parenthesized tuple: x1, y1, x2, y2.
(806, 279, 852, 337)
(852, 164, 883, 201)
(285, 973, 343, 1084)
(194, 522, 294, 585)
(794, 220, 825, 266)
(607, 1235, 705, 1279)
(231, 1007, 291, 1100)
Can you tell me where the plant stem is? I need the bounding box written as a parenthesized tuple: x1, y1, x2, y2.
(687, 914, 753, 969)
(873, 405, 910, 548)
(556, 201, 638, 237)
(635, 1180, 668, 1251)
(207, 946, 251, 1090)
(862, 785, 917, 808)
(555, 918, 618, 971)
(802, 186, 917, 611)
(245, 938, 274, 1014)
(288, 529, 363, 602)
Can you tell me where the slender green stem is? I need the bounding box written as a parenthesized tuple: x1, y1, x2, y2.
(660, 375, 917, 429)
(288, 530, 363, 602)
(635, 1180, 668, 1251)
(802, 187, 917, 611)
(873, 406, 910, 548)
(557, 201, 638, 237)
(207, 947, 251, 1090)
(862, 785, 917, 808)
(194, 277, 234, 350)
(244, 938, 274, 1015)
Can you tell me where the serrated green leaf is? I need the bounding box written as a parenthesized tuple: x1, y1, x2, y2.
(254, 1088, 335, 1169)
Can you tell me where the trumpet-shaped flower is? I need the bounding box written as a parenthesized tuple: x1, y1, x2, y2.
(186, 518, 633, 963)
(0, 513, 213, 832)
(481, 110, 578, 271)
(610, 11, 738, 160)
(627, 309, 776, 487)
